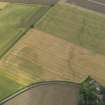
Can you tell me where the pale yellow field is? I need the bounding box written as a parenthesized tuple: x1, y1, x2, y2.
(0, 2, 9, 9)
(1, 29, 105, 86)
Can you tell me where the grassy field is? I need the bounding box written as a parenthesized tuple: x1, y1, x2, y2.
(36, 2, 105, 56)
(1, 28, 105, 101)
(0, 3, 43, 58)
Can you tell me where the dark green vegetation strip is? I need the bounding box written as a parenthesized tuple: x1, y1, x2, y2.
(36, 3, 105, 56)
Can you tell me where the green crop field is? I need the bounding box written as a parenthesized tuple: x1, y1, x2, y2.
(36, 2, 105, 56)
(0, 3, 42, 58)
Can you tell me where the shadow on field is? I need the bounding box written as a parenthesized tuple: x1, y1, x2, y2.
(1, 81, 80, 105)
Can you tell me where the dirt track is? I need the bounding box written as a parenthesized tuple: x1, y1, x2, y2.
(2, 81, 80, 105)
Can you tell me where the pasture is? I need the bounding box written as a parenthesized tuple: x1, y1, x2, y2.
(36, 2, 105, 56)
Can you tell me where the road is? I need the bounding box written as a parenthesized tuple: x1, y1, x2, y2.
(1, 81, 80, 105)
(67, 0, 105, 14)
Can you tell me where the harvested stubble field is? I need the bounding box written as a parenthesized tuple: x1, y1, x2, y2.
(36, 2, 105, 56)
(1, 28, 105, 101)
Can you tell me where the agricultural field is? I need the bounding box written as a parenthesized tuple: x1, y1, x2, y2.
(36, 2, 105, 56)
(0, 0, 105, 104)
(0, 2, 51, 101)
(1, 28, 105, 101)
(1, 28, 105, 84)
(0, 2, 44, 58)
(0, 3, 42, 100)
